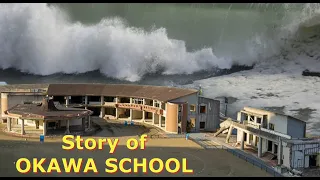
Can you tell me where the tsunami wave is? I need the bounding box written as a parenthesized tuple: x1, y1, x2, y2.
(1, 3, 320, 82)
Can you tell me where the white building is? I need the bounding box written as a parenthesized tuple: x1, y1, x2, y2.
(236, 107, 306, 157)
(216, 106, 319, 172)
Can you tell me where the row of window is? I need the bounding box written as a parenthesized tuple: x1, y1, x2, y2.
(189, 104, 206, 114)
(245, 114, 274, 130)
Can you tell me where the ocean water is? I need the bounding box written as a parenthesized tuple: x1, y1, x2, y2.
(0, 3, 320, 135)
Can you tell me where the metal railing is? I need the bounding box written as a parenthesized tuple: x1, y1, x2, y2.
(188, 136, 283, 177)
(221, 145, 283, 177)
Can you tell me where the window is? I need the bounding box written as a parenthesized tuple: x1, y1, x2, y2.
(133, 98, 144, 104)
(104, 96, 115, 102)
(200, 105, 206, 114)
(249, 115, 254, 122)
(269, 123, 275, 130)
(190, 104, 196, 112)
(200, 122, 205, 129)
(155, 102, 160, 107)
(120, 98, 130, 103)
(256, 117, 262, 124)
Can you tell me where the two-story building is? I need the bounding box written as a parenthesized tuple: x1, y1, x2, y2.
(0, 83, 221, 135)
(216, 106, 319, 172)
(236, 107, 306, 156)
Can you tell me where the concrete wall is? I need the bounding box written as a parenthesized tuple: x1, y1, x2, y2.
(1, 93, 8, 118)
(169, 93, 198, 131)
(7, 95, 45, 110)
(237, 129, 242, 142)
(266, 113, 287, 134)
(293, 150, 304, 168)
(1, 94, 44, 118)
(283, 146, 291, 168)
(287, 117, 306, 138)
(198, 97, 220, 131)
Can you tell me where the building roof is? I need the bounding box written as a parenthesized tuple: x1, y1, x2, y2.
(283, 137, 320, 145)
(5, 98, 92, 120)
(47, 84, 198, 102)
(243, 107, 306, 123)
(0, 84, 49, 93)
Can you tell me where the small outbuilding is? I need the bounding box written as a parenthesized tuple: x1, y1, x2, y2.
(4, 97, 93, 136)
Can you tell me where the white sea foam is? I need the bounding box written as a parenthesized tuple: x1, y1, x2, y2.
(1, 3, 320, 135)
(0, 3, 233, 82)
(189, 52, 320, 136)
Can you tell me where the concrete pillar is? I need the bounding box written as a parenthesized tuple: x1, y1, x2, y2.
(100, 96, 105, 118)
(116, 108, 119, 119)
(100, 107, 105, 118)
(101, 96, 104, 105)
(65, 120, 70, 134)
(65, 96, 69, 107)
(142, 99, 146, 122)
(226, 126, 233, 143)
(115, 97, 119, 119)
(258, 137, 262, 158)
(129, 109, 133, 121)
(129, 98, 133, 122)
(278, 138, 282, 165)
(152, 100, 156, 125)
(241, 131, 245, 150)
(152, 113, 155, 125)
(1, 93, 8, 119)
(7, 117, 11, 131)
(88, 116, 91, 129)
(159, 102, 162, 127)
(84, 96, 88, 109)
(43, 121, 47, 136)
(21, 119, 25, 135)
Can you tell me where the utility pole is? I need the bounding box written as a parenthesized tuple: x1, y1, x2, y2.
(224, 97, 228, 117)
(198, 85, 203, 96)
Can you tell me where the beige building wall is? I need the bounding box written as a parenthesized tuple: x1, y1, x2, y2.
(1, 93, 8, 118)
(165, 102, 178, 133)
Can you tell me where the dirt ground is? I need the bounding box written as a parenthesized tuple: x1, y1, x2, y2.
(0, 120, 271, 177)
